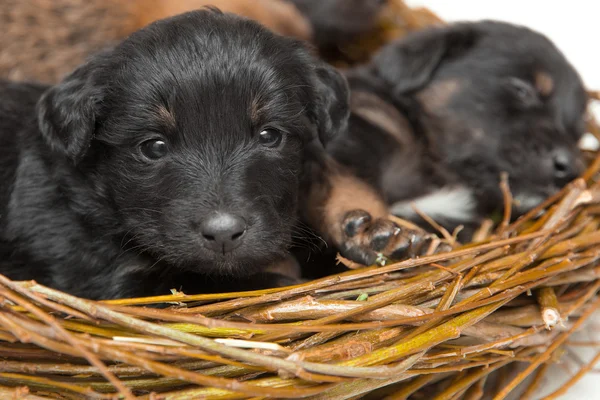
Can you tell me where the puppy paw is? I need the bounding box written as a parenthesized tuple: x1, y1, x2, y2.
(339, 209, 439, 266)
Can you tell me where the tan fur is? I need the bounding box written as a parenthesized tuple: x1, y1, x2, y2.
(304, 159, 389, 245)
(351, 90, 414, 147)
(416, 79, 461, 112)
(157, 106, 177, 129)
(415, 79, 469, 150)
(250, 97, 262, 125)
(535, 71, 554, 96)
(0, 0, 312, 84)
(303, 161, 430, 262)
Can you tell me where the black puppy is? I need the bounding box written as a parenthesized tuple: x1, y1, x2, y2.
(315, 21, 587, 264)
(0, 9, 352, 299)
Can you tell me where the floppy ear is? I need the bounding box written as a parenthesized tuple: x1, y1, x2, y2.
(312, 62, 350, 146)
(372, 23, 476, 95)
(37, 60, 104, 164)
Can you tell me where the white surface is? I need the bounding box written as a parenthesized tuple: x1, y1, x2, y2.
(405, 1, 600, 399)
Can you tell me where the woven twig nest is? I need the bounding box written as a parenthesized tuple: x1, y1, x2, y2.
(2, 1, 600, 399)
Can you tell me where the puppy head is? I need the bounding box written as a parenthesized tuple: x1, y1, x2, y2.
(37, 9, 349, 276)
(372, 21, 587, 216)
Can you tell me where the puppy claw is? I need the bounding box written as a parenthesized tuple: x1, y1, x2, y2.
(343, 210, 372, 237)
(338, 210, 448, 267)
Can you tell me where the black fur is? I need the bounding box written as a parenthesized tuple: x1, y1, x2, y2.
(289, 0, 386, 50)
(328, 21, 587, 233)
(0, 9, 349, 299)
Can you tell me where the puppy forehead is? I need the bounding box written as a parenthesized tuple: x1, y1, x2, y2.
(100, 10, 318, 139)
(439, 29, 581, 105)
(167, 71, 309, 126)
(115, 10, 313, 87)
(109, 72, 311, 148)
(446, 22, 571, 80)
(113, 58, 312, 133)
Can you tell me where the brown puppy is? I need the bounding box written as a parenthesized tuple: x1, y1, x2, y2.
(1, 0, 311, 83)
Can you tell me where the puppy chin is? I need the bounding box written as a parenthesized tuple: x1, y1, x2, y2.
(172, 247, 288, 278)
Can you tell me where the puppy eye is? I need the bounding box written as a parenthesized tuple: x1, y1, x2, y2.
(140, 139, 168, 160)
(509, 78, 539, 107)
(258, 128, 283, 148)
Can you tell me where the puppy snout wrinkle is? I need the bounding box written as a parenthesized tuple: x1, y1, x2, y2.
(200, 213, 247, 253)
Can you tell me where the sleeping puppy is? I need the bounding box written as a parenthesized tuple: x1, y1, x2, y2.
(310, 21, 587, 264)
(0, 9, 350, 299)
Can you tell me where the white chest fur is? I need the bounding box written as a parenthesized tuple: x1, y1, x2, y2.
(389, 186, 477, 223)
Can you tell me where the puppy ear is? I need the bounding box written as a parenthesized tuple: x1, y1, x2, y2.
(312, 62, 350, 145)
(37, 61, 104, 164)
(373, 24, 476, 95)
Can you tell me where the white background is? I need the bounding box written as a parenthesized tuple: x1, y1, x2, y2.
(406, 1, 600, 399)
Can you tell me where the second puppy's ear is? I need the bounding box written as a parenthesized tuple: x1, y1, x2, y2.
(37, 58, 105, 164)
(373, 23, 477, 95)
(311, 62, 351, 146)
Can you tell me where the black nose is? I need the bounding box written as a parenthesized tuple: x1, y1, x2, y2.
(552, 148, 580, 185)
(200, 213, 247, 253)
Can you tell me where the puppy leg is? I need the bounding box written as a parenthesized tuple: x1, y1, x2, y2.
(303, 160, 435, 266)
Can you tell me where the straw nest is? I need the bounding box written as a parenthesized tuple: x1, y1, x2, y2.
(2, 1, 600, 399)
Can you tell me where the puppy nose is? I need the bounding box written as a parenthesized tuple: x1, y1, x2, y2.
(552, 148, 580, 185)
(200, 213, 247, 253)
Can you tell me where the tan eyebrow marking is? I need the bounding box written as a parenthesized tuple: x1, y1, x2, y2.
(156, 105, 176, 130)
(535, 71, 554, 96)
(250, 97, 262, 125)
